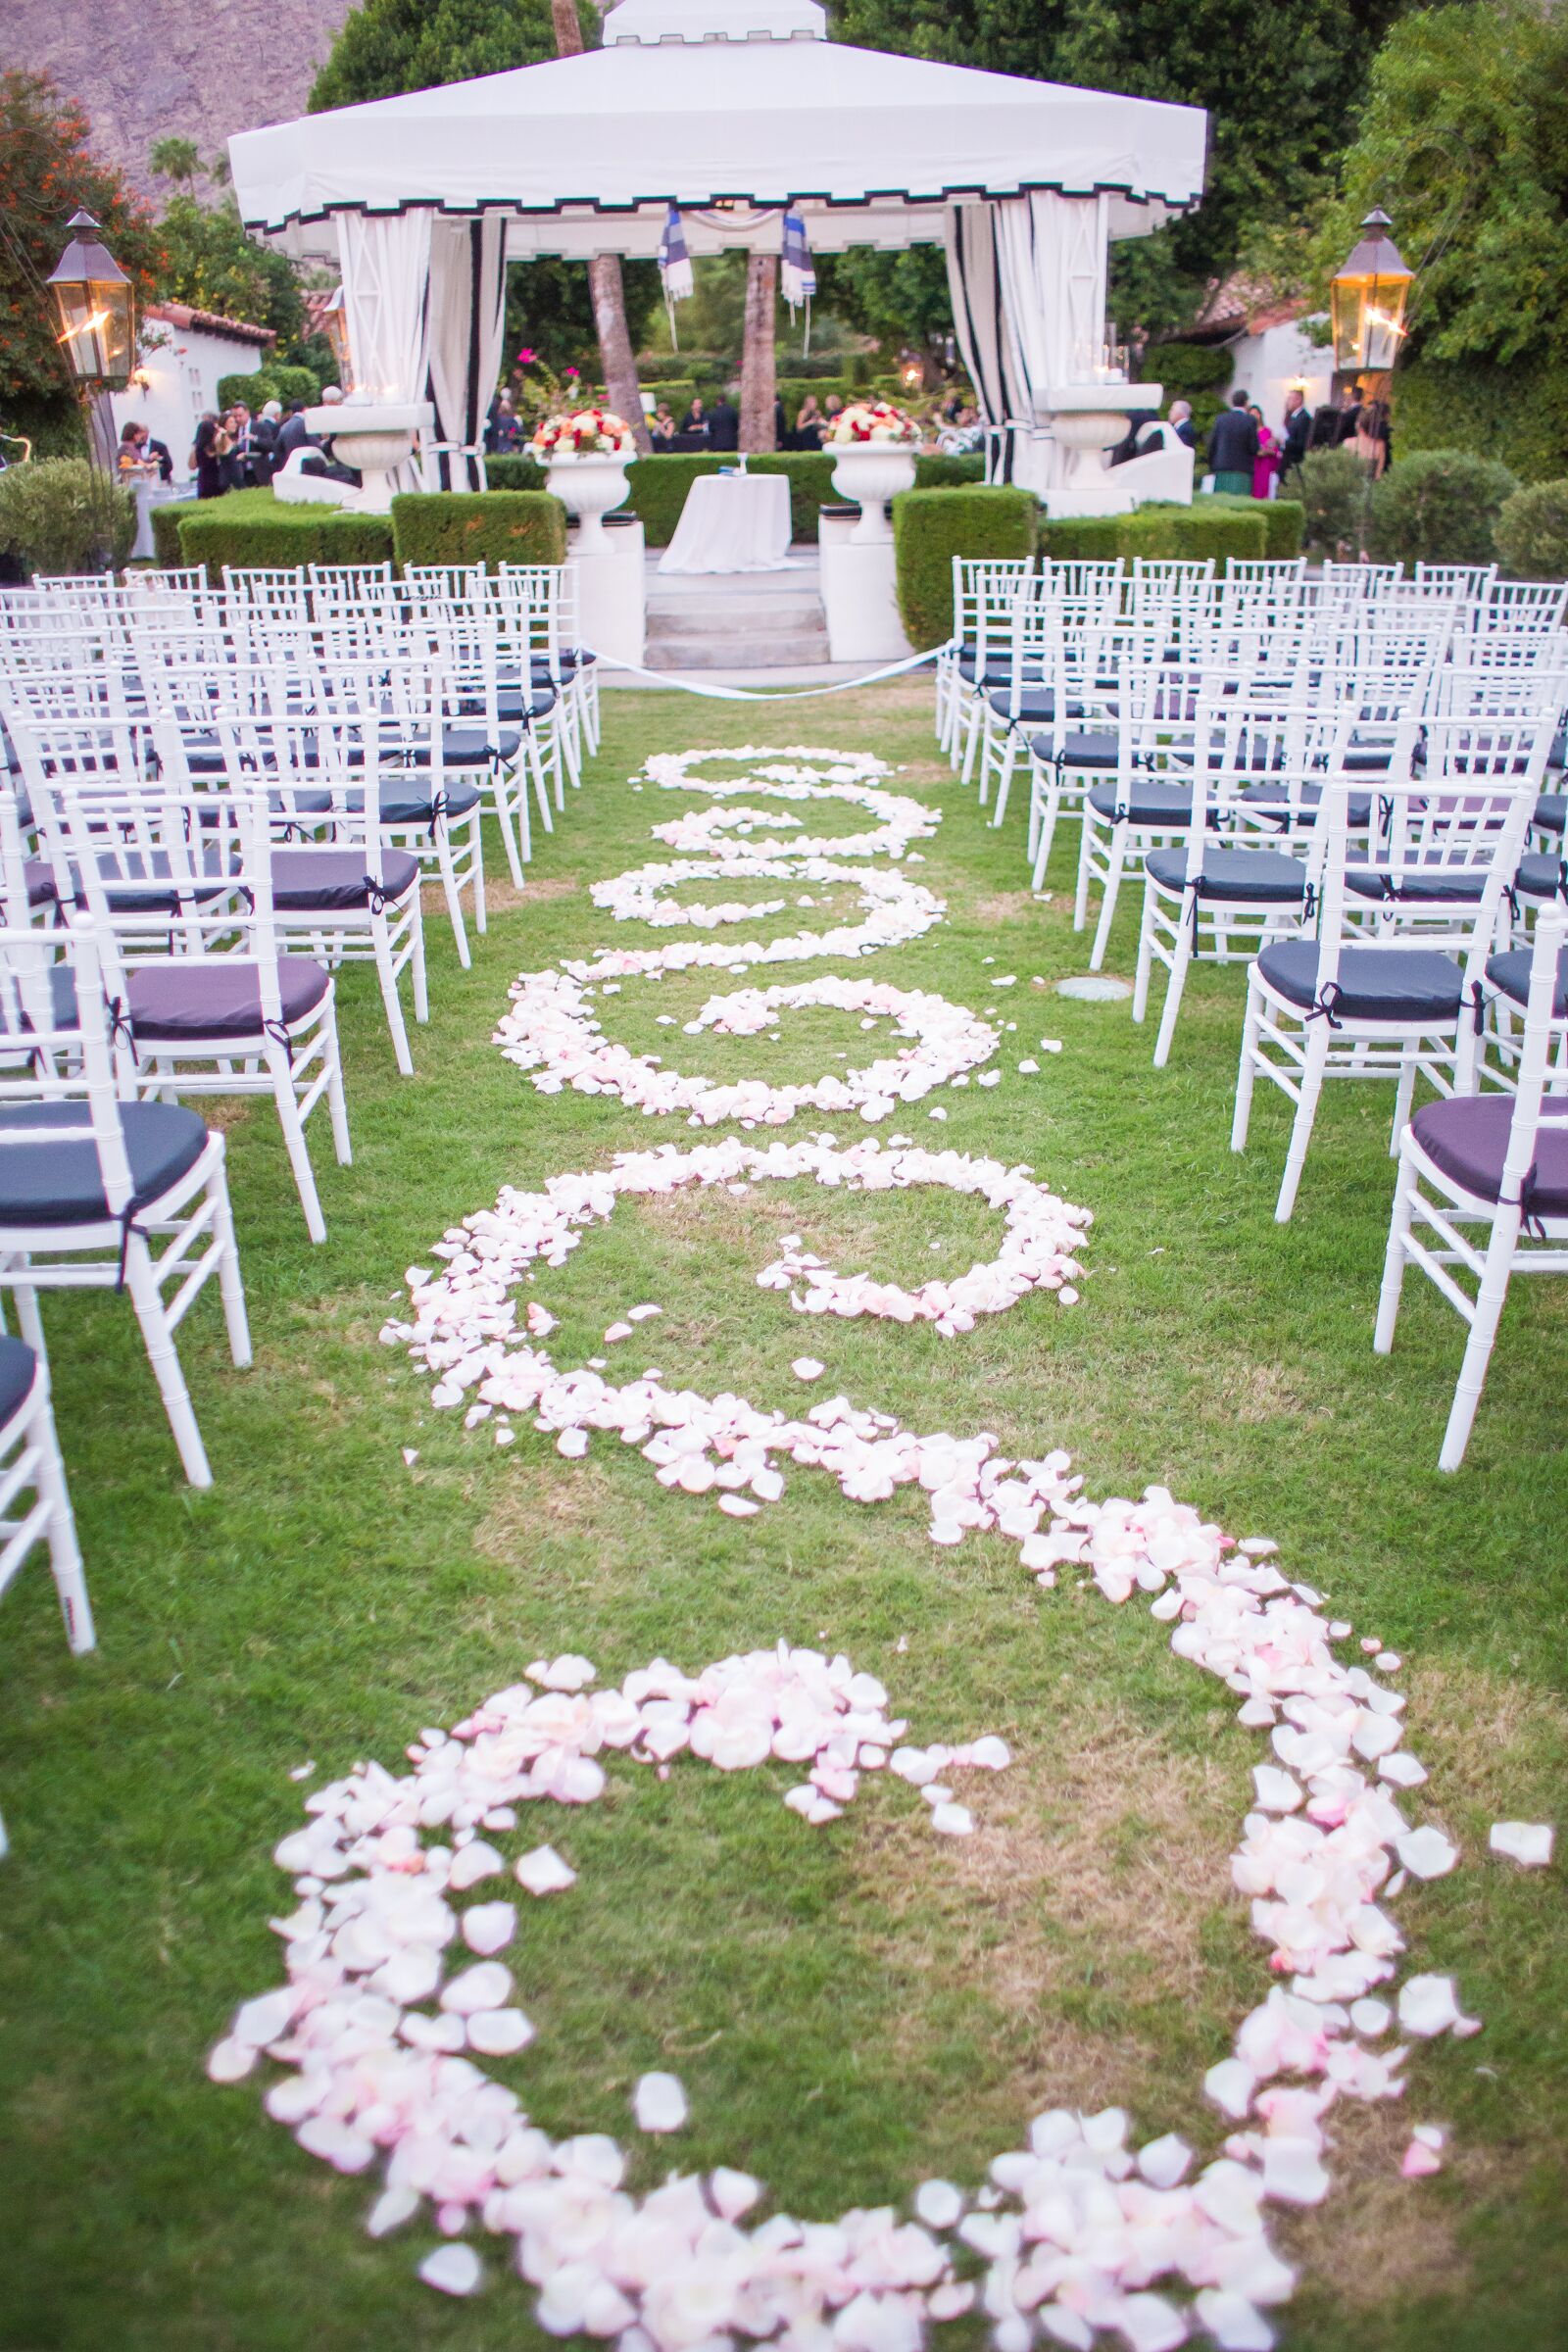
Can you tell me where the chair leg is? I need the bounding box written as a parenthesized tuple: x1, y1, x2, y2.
(1030, 783, 1062, 893)
(32, 1386, 93, 1653)
(371, 918, 416, 1076)
(1232, 980, 1261, 1152)
(1275, 1029, 1329, 1223)
(1132, 874, 1157, 1025)
(1438, 1214, 1519, 1472)
(410, 895, 430, 1025)
(468, 815, 487, 937)
(990, 732, 1019, 829)
(492, 769, 525, 888)
(1390, 1052, 1417, 1153)
(1089, 824, 1129, 970)
(266, 1038, 327, 1245)
(210, 1153, 253, 1370)
(321, 1004, 352, 1166)
(123, 1236, 213, 1488)
(431, 833, 471, 968)
(1073, 814, 1096, 933)
(1373, 1147, 1415, 1353)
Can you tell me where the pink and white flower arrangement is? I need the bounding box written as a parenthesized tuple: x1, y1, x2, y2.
(530, 405, 638, 457)
(825, 400, 919, 446)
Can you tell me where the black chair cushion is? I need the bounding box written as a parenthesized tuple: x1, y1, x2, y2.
(0, 1333, 37, 1430)
(989, 686, 1059, 724)
(0, 964, 79, 1038)
(126, 957, 330, 1042)
(1240, 782, 1375, 828)
(1485, 946, 1568, 1017)
(1534, 794, 1565, 837)
(0, 1100, 209, 1226)
(371, 778, 483, 827)
(22, 858, 56, 908)
(1256, 940, 1464, 1024)
(1146, 847, 1307, 905)
(1411, 1094, 1568, 1217)
(494, 689, 560, 725)
(1514, 853, 1566, 902)
(1086, 778, 1192, 824)
(270, 848, 420, 912)
(1345, 864, 1490, 906)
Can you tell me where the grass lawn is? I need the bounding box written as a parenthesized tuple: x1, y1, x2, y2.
(0, 682, 1563, 2351)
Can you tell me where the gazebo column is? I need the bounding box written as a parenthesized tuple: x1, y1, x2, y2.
(306, 210, 436, 511)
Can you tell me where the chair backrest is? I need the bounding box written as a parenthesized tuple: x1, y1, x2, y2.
(0, 919, 140, 1220)
(1494, 909, 1568, 1210)
(222, 567, 312, 624)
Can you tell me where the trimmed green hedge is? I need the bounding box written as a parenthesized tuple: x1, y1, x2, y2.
(893, 485, 1039, 650)
(484, 455, 549, 493)
(1394, 355, 1568, 486)
(1041, 502, 1270, 567)
(153, 500, 198, 568)
(1204, 493, 1305, 560)
(175, 487, 395, 581)
(215, 363, 323, 415)
(489, 452, 987, 548)
(1495, 479, 1568, 579)
(1368, 449, 1519, 568)
(390, 491, 566, 571)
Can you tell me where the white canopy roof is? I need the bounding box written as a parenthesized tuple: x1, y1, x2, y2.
(229, 0, 1206, 255)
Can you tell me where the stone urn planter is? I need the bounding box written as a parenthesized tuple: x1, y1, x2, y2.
(1038, 384, 1163, 518)
(828, 440, 918, 545)
(542, 451, 633, 554)
(302, 401, 432, 514)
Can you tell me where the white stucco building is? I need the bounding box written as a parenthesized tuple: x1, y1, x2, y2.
(109, 303, 276, 486)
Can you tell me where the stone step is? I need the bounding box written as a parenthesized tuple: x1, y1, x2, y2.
(646, 624, 830, 671)
(648, 603, 826, 643)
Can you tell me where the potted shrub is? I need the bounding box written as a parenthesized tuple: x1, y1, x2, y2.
(1494, 479, 1568, 579)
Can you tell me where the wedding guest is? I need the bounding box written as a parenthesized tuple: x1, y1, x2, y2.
(706, 392, 740, 452)
(485, 391, 521, 454)
(1353, 397, 1390, 478)
(250, 400, 282, 482)
(1250, 407, 1279, 499)
(1307, 403, 1343, 452)
(116, 421, 155, 475)
(680, 394, 708, 437)
(650, 404, 676, 446)
(823, 394, 844, 425)
(191, 412, 228, 500)
(1167, 398, 1197, 449)
(1206, 391, 1258, 494)
(273, 402, 317, 467)
(1279, 387, 1311, 479)
(221, 403, 253, 490)
(795, 393, 824, 449)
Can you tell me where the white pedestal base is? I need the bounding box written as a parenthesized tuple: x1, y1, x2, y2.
(1044, 480, 1136, 520)
(569, 522, 646, 670)
(819, 532, 912, 665)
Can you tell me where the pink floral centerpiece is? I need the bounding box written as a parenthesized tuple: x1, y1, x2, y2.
(825, 401, 920, 541)
(531, 407, 638, 550)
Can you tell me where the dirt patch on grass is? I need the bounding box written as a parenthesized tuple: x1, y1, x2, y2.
(1213, 1358, 1331, 1427)
(974, 893, 1048, 926)
(474, 1455, 635, 1572)
(200, 1098, 253, 1134)
(1284, 2096, 1491, 2309)
(852, 1709, 1241, 2119)
(483, 874, 580, 917)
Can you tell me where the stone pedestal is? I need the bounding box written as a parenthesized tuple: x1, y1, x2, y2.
(569, 519, 646, 670)
(819, 528, 911, 665)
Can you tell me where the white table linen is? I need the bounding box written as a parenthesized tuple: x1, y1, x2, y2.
(658, 472, 792, 575)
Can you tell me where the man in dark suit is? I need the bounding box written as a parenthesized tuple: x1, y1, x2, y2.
(273, 403, 317, 466)
(1168, 398, 1197, 448)
(1279, 388, 1312, 479)
(1207, 391, 1258, 493)
(706, 394, 740, 452)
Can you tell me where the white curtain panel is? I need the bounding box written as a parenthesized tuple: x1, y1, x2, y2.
(944, 203, 1030, 483)
(993, 191, 1110, 496)
(426, 215, 511, 490)
(337, 209, 434, 493)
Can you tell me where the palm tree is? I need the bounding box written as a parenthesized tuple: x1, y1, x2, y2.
(551, 1, 651, 451)
(738, 254, 778, 455)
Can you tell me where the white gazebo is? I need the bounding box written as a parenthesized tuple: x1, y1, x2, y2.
(229, 0, 1206, 503)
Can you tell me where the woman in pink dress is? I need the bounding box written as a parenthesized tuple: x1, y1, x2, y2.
(1250, 407, 1279, 499)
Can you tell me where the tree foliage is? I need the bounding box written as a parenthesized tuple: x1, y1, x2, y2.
(831, 0, 1408, 330)
(1322, 0, 1568, 369)
(152, 146, 309, 351)
(0, 72, 162, 416)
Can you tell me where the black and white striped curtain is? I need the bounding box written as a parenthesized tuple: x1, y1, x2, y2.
(943, 202, 1031, 485)
(425, 217, 510, 491)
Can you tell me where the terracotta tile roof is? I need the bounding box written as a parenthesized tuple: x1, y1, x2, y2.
(146, 302, 276, 348)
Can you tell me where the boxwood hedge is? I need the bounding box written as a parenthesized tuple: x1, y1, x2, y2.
(390, 491, 566, 571)
(487, 452, 983, 545)
(892, 486, 1039, 649)
(173, 488, 394, 581)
